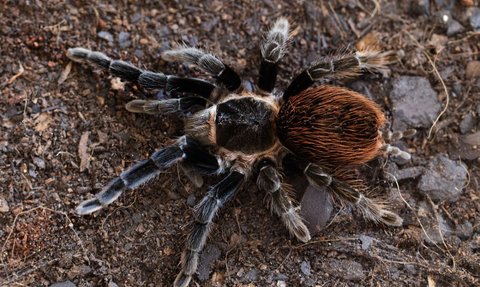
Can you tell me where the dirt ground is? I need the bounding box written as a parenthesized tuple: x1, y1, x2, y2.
(1, 1, 480, 286)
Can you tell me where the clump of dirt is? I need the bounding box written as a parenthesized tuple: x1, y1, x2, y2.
(1, 1, 479, 286)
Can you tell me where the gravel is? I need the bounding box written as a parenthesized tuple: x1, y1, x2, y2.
(459, 112, 476, 134)
(300, 260, 311, 276)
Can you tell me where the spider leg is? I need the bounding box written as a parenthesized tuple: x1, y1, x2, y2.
(174, 170, 245, 287)
(256, 159, 311, 242)
(283, 49, 393, 99)
(161, 47, 241, 91)
(125, 96, 206, 115)
(76, 136, 223, 215)
(381, 128, 416, 160)
(258, 17, 290, 92)
(67, 48, 215, 99)
(304, 163, 403, 226)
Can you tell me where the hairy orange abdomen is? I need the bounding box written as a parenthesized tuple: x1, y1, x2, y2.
(277, 85, 385, 169)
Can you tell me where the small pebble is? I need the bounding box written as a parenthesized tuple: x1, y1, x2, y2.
(118, 31, 131, 48)
(455, 221, 473, 240)
(300, 260, 311, 276)
(447, 19, 465, 36)
(97, 31, 114, 42)
(459, 113, 475, 134)
(186, 194, 196, 207)
(33, 157, 46, 169)
(244, 268, 258, 281)
(468, 7, 480, 31)
(410, 0, 430, 16)
(359, 235, 374, 250)
(0, 197, 10, 213)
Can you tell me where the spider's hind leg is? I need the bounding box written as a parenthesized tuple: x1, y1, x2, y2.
(304, 163, 403, 226)
(284, 48, 394, 99)
(174, 169, 246, 287)
(256, 159, 311, 242)
(381, 129, 417, 161)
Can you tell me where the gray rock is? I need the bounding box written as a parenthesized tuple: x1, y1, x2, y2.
(447, 19, 465, 36)
(359, 235, 374, 250)
(272, 273, 288, 281)
(244, 268, 258, 281)
(118, 32, 131, 48)
(186, 193, 196, 207)
(455, 221, 473, 240)
(390, 76, 441, 130)
(386, 163, 425, 181)
(410, 0, 430, 16)
(417, 154, 468, 202)
(469, 7, 480, 31)
(459, 113, 475, 134)
(97, 31, 113, 42)
(325, 259, 365, 281)
(300, 260, 311, 276)
(33, 157, 45, 169)
(50, 281, 76, 287)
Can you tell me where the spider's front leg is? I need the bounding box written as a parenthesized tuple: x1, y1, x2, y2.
(75, 136, 222, 214)
(161, 47, 241, 92)
(256, 159, 311, 242)
(67, 47, 216, 99)
(304, 163, 403, 226)
(258, 17, 290, 92)
(174, 169, 246, 287)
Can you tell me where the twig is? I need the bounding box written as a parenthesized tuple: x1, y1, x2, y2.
(7, 62, 25, 85)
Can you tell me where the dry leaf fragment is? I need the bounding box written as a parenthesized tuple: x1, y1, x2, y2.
(466, 61, 480, 80)
(58, 61, 72, 84)
(34, 113, 53, 132)
(78, 131, 91, 172)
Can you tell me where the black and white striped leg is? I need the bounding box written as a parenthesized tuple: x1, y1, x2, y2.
(283, 49, 393, 99)
(161, 47, 241, 91)
(258, 18, 290, 92)
(174, 170, 245, 287)
(256, 159, 311, 242)
(125, 97, 207, 115)
(304, 163, 403, 226)
(76, 137, 222, 215)
(67, 48, 216, 98)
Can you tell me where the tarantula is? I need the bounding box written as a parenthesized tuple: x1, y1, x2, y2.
(68, 18, 410, 287)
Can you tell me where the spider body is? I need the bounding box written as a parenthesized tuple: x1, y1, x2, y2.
(68, 18, 410, 287)
(277, 85, 386, 169)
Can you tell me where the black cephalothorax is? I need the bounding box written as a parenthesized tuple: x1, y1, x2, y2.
(68, 18, 411, 287)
